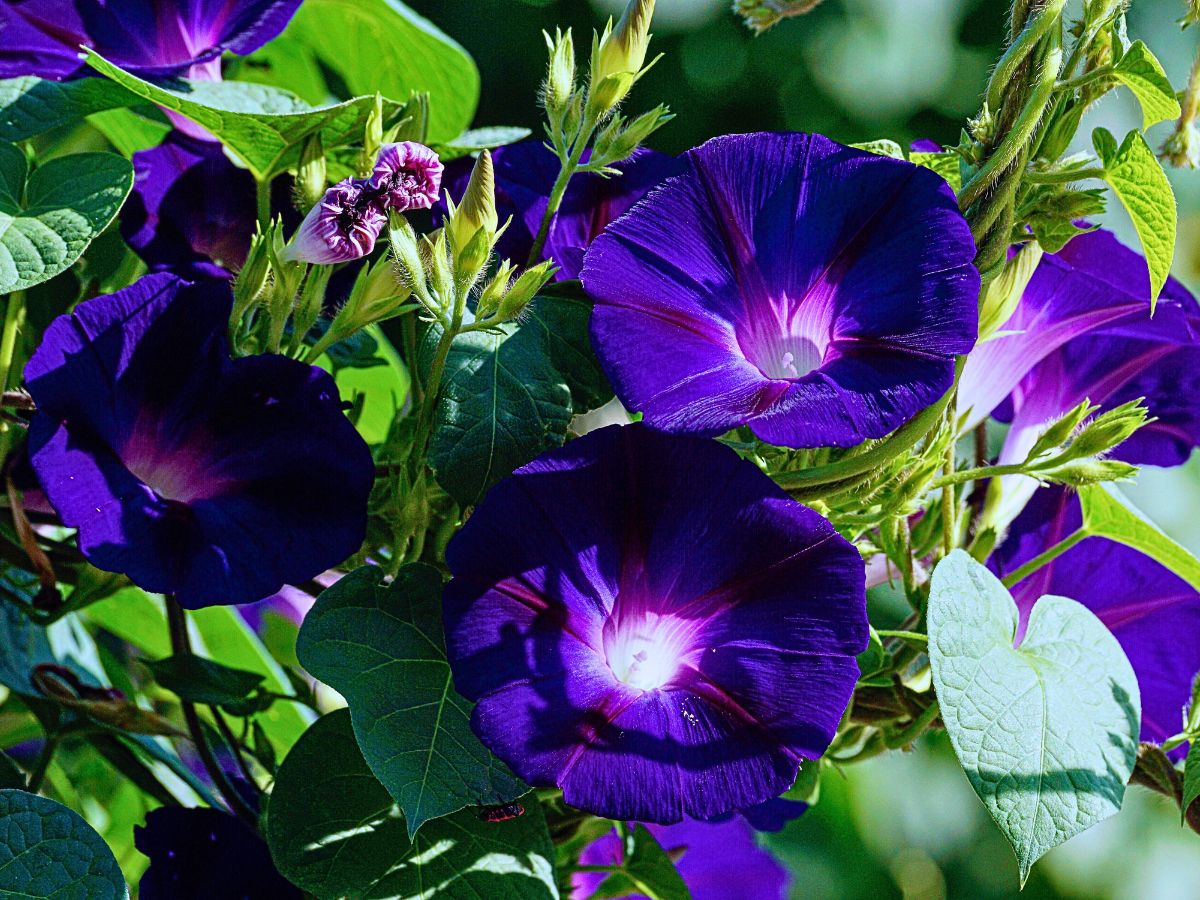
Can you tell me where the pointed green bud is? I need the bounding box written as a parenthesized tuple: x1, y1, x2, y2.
(427, 229, 455, 304)
(1047, 458, 1138, 486)
(733, 0, 825, 33)
(543, 28, 576, 117)
(337, 257, 412, 331)
(1027, 399, 1097, 462)
(447, 150, 498, 280)
(592, 104, 673, 165)
(1068, 399, 1150, 459)
(978, 243, 1043, 340)
(388, 211, 426, 289)
(232, 222, 275, 322)
(1184, 0, 1200, 28)
(360, 92, 386, 176)
(595, 0, 654, 86)
(498, 260, 558, 321)
(476, 260, 518, 319)
(293, 264, 332, 344)
(296, 133, 327, 210)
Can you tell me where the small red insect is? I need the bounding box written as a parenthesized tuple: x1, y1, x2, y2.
(476, 802, 525, 823)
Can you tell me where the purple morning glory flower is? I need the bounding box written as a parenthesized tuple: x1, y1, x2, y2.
(959, 229, 1200, 469)
(438, 140, 685, 279)
(990, 486, 1200, 754)
(580, 132, 979, 448)
(0, 0, 303, 80)
(136, 807, 301, 899)
(24, 273, 374, 608)
(283, 177, 389, 265)
(443, 423, 867, 823)
(571, 816, 791, 900)
(370, 141, 444, 212)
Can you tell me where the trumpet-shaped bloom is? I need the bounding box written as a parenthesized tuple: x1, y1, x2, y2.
(580, 132, 979, 448)
(25, 273, 373, 608)
(370, 141, 443, 212)
(990, 486, 1200, 755)
(438, 141, 685, 279)
(283, 178, 388, 264)
(136, 807, 301, 899)
(443, 423, 867, 823)
(0, 0, 302, 80)
(572, 816, 791, 900)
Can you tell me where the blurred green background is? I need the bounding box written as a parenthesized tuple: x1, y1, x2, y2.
(405, 1, 1200, 898)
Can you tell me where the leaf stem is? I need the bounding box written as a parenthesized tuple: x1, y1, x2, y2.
(255, 176, 272, 232)
(1000, 527, 1087, 588)
(0, 292, 27, 466)
(526, 111, 598, 267)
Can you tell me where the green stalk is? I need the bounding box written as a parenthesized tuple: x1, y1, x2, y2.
(986, 0, 1067, 112)
(0, 291, 28, 465)
(255, 176, 272, 231)
(526, 111, 598, 267)
(1000, 527, 1086, 588)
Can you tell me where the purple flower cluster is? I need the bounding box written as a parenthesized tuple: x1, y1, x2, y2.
(285, 143, 443, 265)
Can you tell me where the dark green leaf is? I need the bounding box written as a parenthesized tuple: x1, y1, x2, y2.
(429, 322, 573, 507)
(84, 51, 404, 180)
(267, 709, 412, 897)
(0, 76, 139, 142)
(0, 789, 127, 898)
(622, 825, 691, 900)
(1183, 740, 1200, 824)
(0, 142, 134, 293)
(297, 565, 527, 837)
(928, 551, 1140, 885)
(855, 626, 891, 687)
(527, 280, 614, 413)
(0, 750, 24, 790)
(144, 654, 264, 706)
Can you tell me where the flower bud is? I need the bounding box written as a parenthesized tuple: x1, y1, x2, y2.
(476, 260, 517, 319)
(733, 0, 825, 33)
(296, 133, 327, 210)
(592, 104, 672, 165)
(1185, 0, 1200, 28)
(447, 150, 498, 279)
(1068, 400, 1149, 459)
(1026, 399, 1096, 462)
(427, 229, 455, 303)
(1160, 122, 1200, 169)
(978, 243, 1043, 341)
(370, 142, 443, 211)
(283, 178, 388, 264)
(337, 257, 413, 331)
(595, 0, 654, 85)
(1047, 458, 1138, 486)
(360, 92, 385, 176)
(388, 210, 426, 289)
(498, 260, 557, 321)
(232, 222, 275, 321)
(292, 264, 332, 344)
(543, 28, 576, 117)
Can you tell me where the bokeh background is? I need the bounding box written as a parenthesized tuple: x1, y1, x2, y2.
(404, 1, 1200, 897)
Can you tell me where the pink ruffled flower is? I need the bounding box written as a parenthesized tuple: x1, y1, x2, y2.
(284, 178, 387, 264)
(369, 142, 443, 211)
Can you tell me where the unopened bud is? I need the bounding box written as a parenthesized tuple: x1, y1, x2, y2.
(1184, 0, 1200, 28)
(476, 261, 518, 319)
(1027, 399, 1096, 462)
(293, 264, 332, 343)
(336, 258, 412, 331)
(543, 28, 576, 116)
(1068, 400, 1149, 458)
(733, 0, 825, 34)
(388, 211, 426, 289)
(447, 150, 498, 280)
(296, 133, 327, 209)
(979, 243, 1043, 341)
(1048, 458, 1138, 486)
(589, 0, 655, 115)
(593, 104, 672, 165)
(427, 230, 455, 303)
(360, 92, 385, 176)
(232, 223, 275, 321)
(498, 261, 558, 321)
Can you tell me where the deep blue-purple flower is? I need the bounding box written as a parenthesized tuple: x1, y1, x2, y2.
(136, 807, 301, 899)
(0, 0, 302, 80)
(25, 273, 374, 608)
(580, 132, 979, 448)
(439, 140, 684, 279)
(572, 815, 791, 900)
(990, 486, 1200, 756)
(443, 423, 867, 823)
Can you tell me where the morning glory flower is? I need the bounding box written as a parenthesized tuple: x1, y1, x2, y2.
(990, 486, 1200, 756)
(443, 423, 867, 823)
(370, 141, 444, 212)
(283, 177, 389, 265)
(438, 140, 684, 278)
(136, 807, 301, 899)
(580, 132, 979, 448)
(25, 273, 374, 608)
(0, 0, 303, 80)
(572, 815, 791, 899)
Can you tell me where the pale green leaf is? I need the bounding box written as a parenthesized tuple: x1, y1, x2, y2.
(928, 550, 1140, 885)
(438, 126, 533, 160)
(1094, 127, 1176, 310)
(0, 142, 133, 293)
(1112, 40, 1181, 130)
(296, 565, 527, 838)
(0, 789, 128, 899)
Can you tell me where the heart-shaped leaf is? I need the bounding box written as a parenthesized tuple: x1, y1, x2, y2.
(0, 789, 127, 899)
(1112, 40, 1181, 131)
(928, 550, 1140, 885)
(296, 565, 527, 837)
(0, 142, 133, 293)
(0, 76, 140, 143)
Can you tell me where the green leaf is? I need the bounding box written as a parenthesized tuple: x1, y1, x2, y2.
(784, 758, 822, 806)
(909, 150, 962, 191)
(849, 139, 904, 158)
(332, 324, 411, 445)
(245, 0, 479, 142)
(438, 126, 533, 160)
(296, 565, 527, 837)
(144, 654, 264, 706)
(87, 108, 172, 157)
(1183, 740, 1200, 825)
(620, 825, 690, 900)
(0, 789, 128, 898)
(84, 51, 404, 180)
(268, 709, 412, 896)
(429, 323, 573, 507)
(855, 626, 890, 687)
(1077, 484, 1200, 592)
(0, 76, 139, 142)
(1093, 127, 1176, 310)
(0, 142, 133, 293)
(1112, 40, 1181, 130)
(526, 281, 614, 414)
(928, 550, 1140, 885)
